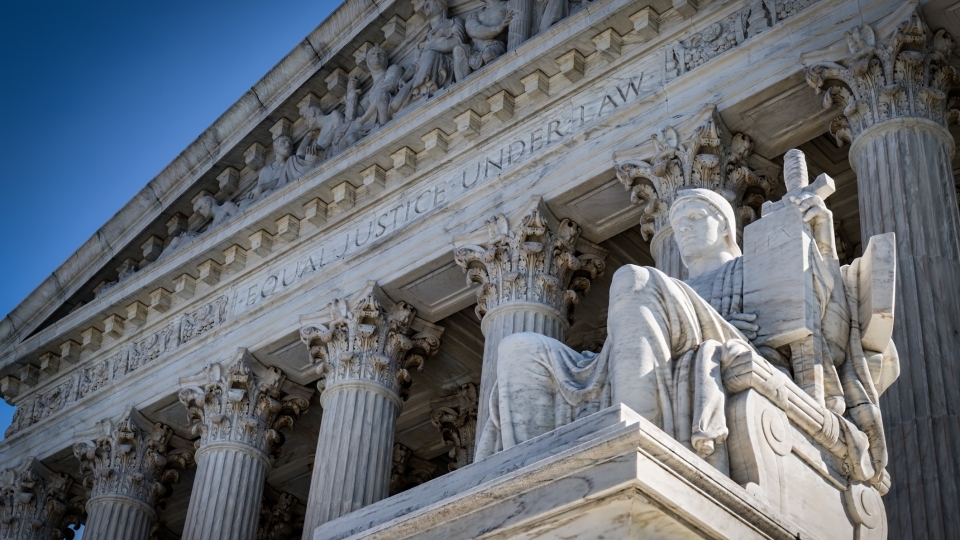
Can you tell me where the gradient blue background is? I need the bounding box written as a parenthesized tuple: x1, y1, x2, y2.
(0, 0, 340, 476)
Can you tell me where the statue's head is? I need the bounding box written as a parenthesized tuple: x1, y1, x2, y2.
(366, 45, 387, 72)
(193, 195, 216, 218)
(274, 135, 293, 159)
(669, 188, 741, 266)
(299, 101, 322, 128)
(416, 0, 447, 19)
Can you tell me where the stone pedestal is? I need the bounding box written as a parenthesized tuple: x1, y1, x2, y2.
(178, 350, 310, 540)
(806, 9, 960, 538)
(299, 283, 443, 536)
(73, 407, 191, 540)
(313, 401, 885, 540)
(454, 201, 606, 449)
(0, 458, 73, 540)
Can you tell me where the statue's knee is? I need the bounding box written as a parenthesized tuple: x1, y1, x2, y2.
(611, 264, 653, 294)
(498, 333, 530, 358)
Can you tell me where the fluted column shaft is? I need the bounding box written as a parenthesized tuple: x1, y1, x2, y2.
(299, 285, 443, 538)
(178, 352, 310, 540)
(477, 302, 568, 434)
(182, 443, 269, 540)
(507, 0, 532, 50)
(850, 118, 960, 540)
(302, 382, 399, 534)
(84, 495, 154, 540)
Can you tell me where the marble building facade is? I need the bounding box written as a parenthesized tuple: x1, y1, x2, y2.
(1, 0, 958, 538)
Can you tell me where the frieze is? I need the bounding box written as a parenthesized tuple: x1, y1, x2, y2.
(5, 296, 229, 438)
(667, 0, 822, 78)
(233, 72, 649, 317)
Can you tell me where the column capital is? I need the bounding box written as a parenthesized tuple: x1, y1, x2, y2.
(73, 406, 192, 511)
(804, 5, 959, 146)
(0, 458, 74, 540)
(178, 349, 311, 458)
(430, 382, 479, 470)
(453, 197, 607, 323)
(299, 281, 444, 402)
(614, 104, 777, 244)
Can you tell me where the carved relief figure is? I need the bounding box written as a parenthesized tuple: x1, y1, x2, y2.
(160, 195, 239, 258)
(347, 46, 405, 130)
(479, 175, 898, 490)
(458, 0, 513, 73)
(394, 0, 468, 109)
(297, 100, 344, 160)
(248, 135, 295, 200)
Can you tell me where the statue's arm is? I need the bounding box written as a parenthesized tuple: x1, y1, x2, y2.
(793, 193, 838, 262)
(465, 9, 513, 40)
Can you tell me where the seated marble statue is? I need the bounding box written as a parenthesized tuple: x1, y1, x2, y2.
(478, 188, 898, 485)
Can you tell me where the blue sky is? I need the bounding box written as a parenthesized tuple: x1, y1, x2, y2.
(0, 0, 341, 444)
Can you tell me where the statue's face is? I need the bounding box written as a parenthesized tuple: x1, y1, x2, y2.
(194, 196, 214, 218)
(422, 0, 441, 18)
(367, 48, 386, 71)
(275, 137, 292, 158)
(671, 199, 728, 265)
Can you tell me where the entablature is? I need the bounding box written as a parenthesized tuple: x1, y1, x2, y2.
(0, 0, 911, 454)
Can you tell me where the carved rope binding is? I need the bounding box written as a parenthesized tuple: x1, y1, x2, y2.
(453, 209, 606, 322)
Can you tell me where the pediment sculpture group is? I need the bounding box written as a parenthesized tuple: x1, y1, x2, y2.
(152, 0, 595, 265)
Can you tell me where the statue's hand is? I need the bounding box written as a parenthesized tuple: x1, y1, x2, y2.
(725, 312, 759, 341)
(500, 11, 514, 30)
(790, 192, 836, 258)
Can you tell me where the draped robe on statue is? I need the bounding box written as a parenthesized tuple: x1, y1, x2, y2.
(477, 199, 898, 483)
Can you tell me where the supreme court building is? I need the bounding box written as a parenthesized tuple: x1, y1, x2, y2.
(2, 0, 959, 538)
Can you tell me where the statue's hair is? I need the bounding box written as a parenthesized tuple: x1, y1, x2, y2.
(669, 188, 742, 257)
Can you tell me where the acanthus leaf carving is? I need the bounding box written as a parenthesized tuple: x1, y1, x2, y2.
(805, 8, 960, 144)
(178, 350, 310, 458)
(430, 382, 479, 470)
(72, 407, 193, 509)
(615, 106, 777, 245)
(454, 205, 606, 323)
(0, 458, 74, 540)
(299, 283, 443, 401)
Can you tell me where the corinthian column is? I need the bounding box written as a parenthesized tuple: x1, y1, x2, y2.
(178, 350, 310, 540)
(805, 8, 960, 539)
(615, 104, 777, 278)
(73, 407, 193, 540)
(298, 282, 443, 535)
(454, 199, 607, 450)
(0, 458, 73, 540)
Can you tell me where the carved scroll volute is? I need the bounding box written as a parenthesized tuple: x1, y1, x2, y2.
(615, 105, 776, 244)
(430, 382, 479, 470)
(299, 282, 444, 401)
(453, 199, 607, 323)
(0, 458, 74, 540)
(178, 350, 310, 458)
(73, 407, 193, 509)
(804, 7, 960, 145)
